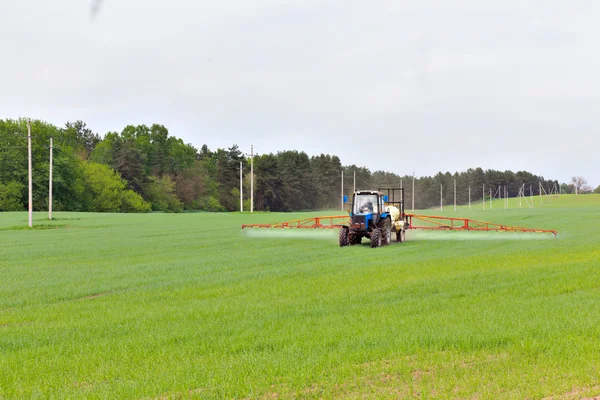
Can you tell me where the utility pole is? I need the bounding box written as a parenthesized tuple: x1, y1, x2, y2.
(412, 172, 415, 211)
(401, 179, 403, 205)
(440, 184, 443, 212)
(489, 188, 492, 209)
(341, 170, 344, 210)
(27, 120, 32, 228)
(250, 145, 254, 213)
(239, 161, 243, 212)
(483, 183, 485, 211)
(454, 180, 456, 212)
(530, 184, 533, 208)
(353, 170, 356, 193)
(49, 137, 53, 220)
(468, 186, 471, 210)
(519, 184, 523, 208)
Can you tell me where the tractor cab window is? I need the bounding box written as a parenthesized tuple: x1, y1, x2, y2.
(354, 194, 378, 214)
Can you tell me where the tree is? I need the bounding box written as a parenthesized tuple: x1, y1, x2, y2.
(111, 138, 146, 193)
(166, 137, 197, 174)
(149, 124, 170, 176)
(0, 120, 27, 186)
(63, 121, 100, 159)
(90, 132, 118, 165)
(371, 170, 402, 191)
(47, 150, 86, 211)
(254, 154, 283, 211)
(143, 175, 183, 212)
(175, 160, 212, 209)
(80, 162, 150, 212)
(121, 189, 151, 213)
(344, 165, 372, 197)
(80, 162, 126, 212)
(0, 181, 24, 211)
(571, 176, 591, 194)
(207, 147, 245, 211)
(3, 117, 574, 213)
(594, 185, 600, 194)
(277, 151, 314, 211)
(310, 154, 342, 209)
(199, 144, 211, 159)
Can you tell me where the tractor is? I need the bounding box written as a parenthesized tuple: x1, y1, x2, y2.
(339, 188, 409, 248)
(242, 186, 557, 238)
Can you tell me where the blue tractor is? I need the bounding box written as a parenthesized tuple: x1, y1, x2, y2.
(339, 188, 408, 248)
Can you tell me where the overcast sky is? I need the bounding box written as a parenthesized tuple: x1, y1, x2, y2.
(1, 0, 599, 186)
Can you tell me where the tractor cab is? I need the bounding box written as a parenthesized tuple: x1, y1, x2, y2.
(353, 193, 381, 215)
(350, 191, 387, 230)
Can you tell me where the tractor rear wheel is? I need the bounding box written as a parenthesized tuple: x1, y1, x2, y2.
(381, 218, 391, 245)
(339, 227, 350, 247)
(370, 228, 382, 248)
(396, 229, 406, 243)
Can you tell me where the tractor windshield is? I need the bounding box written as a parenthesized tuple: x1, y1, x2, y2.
(354, 194, 378, 214)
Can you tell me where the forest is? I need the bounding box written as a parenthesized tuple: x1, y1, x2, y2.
(0, 118, 575, 213)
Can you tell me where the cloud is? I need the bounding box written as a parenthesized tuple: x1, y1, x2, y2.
(0, 0, 598, 185)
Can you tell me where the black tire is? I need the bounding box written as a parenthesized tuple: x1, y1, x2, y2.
(339, 227, 349, 247)
(349, 233, 362, 245)
(381, 218, 391, 245)
(370, 228, 382, 248)
(396, 229, 406, 243)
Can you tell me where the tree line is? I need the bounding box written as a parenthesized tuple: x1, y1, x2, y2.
(0, 118, 592, 213)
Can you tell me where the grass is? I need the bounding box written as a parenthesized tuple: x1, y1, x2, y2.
(1, 194, 599, 399)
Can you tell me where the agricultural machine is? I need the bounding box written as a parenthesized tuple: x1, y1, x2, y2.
(241, 187, 557, 247)
(338, 188, 408, 248)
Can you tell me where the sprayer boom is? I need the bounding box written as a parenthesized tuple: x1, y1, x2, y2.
(242, 213, 557, 236)
(405, 214, 557, 235)
(241, 215, 348, 230)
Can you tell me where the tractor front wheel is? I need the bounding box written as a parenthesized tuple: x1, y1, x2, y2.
(349, 233, 362, 245)
(339, 227, 350, 247)
(370, 228, 382, 248)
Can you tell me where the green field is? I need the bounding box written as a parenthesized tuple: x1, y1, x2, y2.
(1, 194, 599, 399)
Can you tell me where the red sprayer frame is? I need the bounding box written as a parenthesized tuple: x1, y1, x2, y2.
(241, 215, 348, 230)
(405, 214, 557, 235)
(242, 213, 557, 236)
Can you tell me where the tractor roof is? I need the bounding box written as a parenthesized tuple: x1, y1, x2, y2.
(355, 190, 381, 195)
